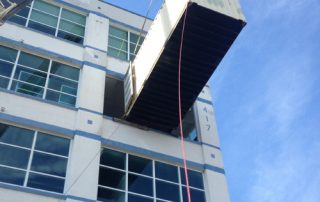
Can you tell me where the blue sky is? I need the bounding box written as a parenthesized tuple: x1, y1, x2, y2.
(105, 0, 320, 201)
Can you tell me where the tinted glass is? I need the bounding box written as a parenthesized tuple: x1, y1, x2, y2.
(61, 9, 86, 25)
(109, 37, 128, 51)
(180, 168, 204, 189)
(14, 66, 47, 86)
(128, 174, 153, 196)
(59, 20, 84, 36)
(99, 167, 126, 190)
(182, 187, 206, 202)
(18, 52, 49, 72)
(31, 152, 68, 177)
(98, 187, 125, 202)
(50, 62, 79, 81)
(128, 155, 152, 176)
(16, 6, 30, 18)
(0, 166, 25, 185)
(8, 15, 27, 26)
(0, 46, 18, 62)
(57, 31, 84, 44)
(0, 144, 30, 169)
(27, 173, 65, 193)
(0, 77, 9, 88)
(0, 61, 14, 77)
(130, 33, 144, 45)
(35, 133, 70, 156)
(0, 123, 34, 148)
(156, 180, 180, 202)
(100, 149, 126, 169)
(48, 75, 78, 95)
(128, 194, 153, 202)
(11, 81, 44, 97)
(45, 90, 76, 106)
(30, 10, 58, 27)
(33, 0, 60, 16)
(28, 20, 56, 35)
(155, 162, 178, 182)
(109, 27, 127, 39)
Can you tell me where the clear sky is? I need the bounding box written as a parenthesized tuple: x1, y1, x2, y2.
(105, 0, 320, 201)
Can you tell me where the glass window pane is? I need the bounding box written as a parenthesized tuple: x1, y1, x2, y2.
(35, 133, 70, 156)
(45, 89, 76, 106)
(108, 47, 127, 60)
(0, 77, 9, 89)
(0, 144, 30, 169)
(0, 166, 25, 186)
(109, 27, 127, 40)
(0, 60, 14, 77)
(130, 33, 144, 45)
(98, 187, 125, 202)
(16, 6, 30, 18)
(31, 152, 68, 177)
(0, 123, 34, 148)
(156, 180, 180, 202)
(61, 9, 86, 25)
(48, 75, 78, 95)
(18, 52, 49, 72)
(28, 20, 56, 35)
(130, 43, 141, 55)
(33, 0, 60, 16)
(0, 46, 18, 62)
(14, 66, 47, 87)
(109, 37, 128, 51)
(128, 155, 152, 176)
(100, 149, 126, 170)
(128, 174, 153, 196)
(30, 10, 58, 27)
(27, 172, 65, 193)
(182, 187, 206, 202)
(180, 168, 204, 189)
(128, 194, 153, 202)
(51, 62, 79, 81)
(155, 161, 178, 182)
(57, 31, 84, 44)
(98, 167, 126, 190)
(59, 20, 84, 36)
(11, 81, 44, 97)
(8, 15, 27, 26)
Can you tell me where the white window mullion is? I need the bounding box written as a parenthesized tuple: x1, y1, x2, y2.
(153, 160, 156, 202)
(127, 31, 130, 61)
(42, 60, 52, 99)
(25, 1, 34, 27)
(23, 131, 37, 187)
(55, 7, 63, 37)
(178, 167, 183, 202)
(125, 153, 129, 202)
(8, 50, 21, 90)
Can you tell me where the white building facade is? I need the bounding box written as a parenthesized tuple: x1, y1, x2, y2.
(0, 0, 233, 201)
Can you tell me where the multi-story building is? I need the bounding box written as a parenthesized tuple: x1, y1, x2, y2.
(0, 0, 245, 201)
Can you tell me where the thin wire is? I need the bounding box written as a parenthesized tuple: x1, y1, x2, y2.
(132, 0, 154, 60)
(60, 122, 122, 201)
(178, 2, 191, 202)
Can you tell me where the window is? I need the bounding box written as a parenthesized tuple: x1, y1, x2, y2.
(171, 106, 199, 142)
(98, 148, 206, 202)
(8, 0, 86, 44)
(108, 26, 144, 61)
(0, 45, 80, 107)
(0, 122, 70, 193)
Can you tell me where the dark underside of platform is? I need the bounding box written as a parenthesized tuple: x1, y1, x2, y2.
(126, 3, 245, 133)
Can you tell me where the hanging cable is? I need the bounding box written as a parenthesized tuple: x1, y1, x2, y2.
(178, 2, 191, 202)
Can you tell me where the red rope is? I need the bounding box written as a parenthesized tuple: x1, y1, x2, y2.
(178, 2, 191, 202)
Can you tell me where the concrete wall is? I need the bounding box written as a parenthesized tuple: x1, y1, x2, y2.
(0, 0, 230, 201)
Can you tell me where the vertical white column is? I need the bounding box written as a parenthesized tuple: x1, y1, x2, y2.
(65, 12, 110, 202)
(195, 85, 231, 202)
